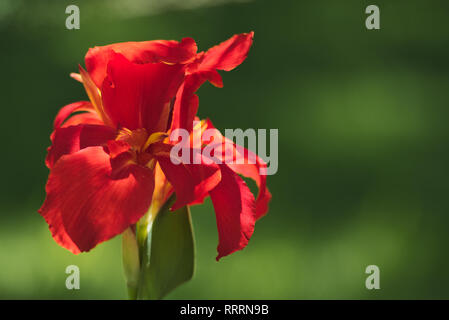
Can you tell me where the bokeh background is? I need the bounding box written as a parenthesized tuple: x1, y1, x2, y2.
(1, 0, 449, 299)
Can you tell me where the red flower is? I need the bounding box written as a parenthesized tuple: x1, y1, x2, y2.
(39, 32, 271, 260)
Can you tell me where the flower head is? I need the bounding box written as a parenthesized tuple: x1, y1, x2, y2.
(39, 32, 271, 260)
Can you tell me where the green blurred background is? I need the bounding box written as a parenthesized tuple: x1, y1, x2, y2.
(1, 0, 449, 299)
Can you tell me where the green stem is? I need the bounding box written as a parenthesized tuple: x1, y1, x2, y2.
(121, 227, 140, 300)
(123, 195, 176, 300)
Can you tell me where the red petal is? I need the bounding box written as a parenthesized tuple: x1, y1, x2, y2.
(225, 148, 271, 219)
(60, 112, 103, 128)
(209, 165, 256, 260)
(233, 166, 271, 219)
(170, 32, 253, 133)
(199, 32, 254, 72)
(107, 140, 131, 159)
(101, 53, 185, 132)
(39, 207, 81, 254)
(86, 38, 197, 88)
(155, 145, 221, 210)
(53, 101, 95, 129)
(170, 70, 222, 132)
(39, 146, 154, 253)
(46, 124, 116, 168)
(227, 161, 271, 219)
(203, 119, 271, 219)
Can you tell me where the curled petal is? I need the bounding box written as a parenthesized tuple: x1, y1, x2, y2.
(154, 143, 221, 210)
(225, 146, 271, 219)
(199, 32, 254, 72)
(53, 101, 95, 129)
(101, 53, 185, 132)
(46, 124, 116, 168)
(86, 38, 197, 88)
(203, 119, 271, 219)
(209, 165, 256, 260)
(229, 160, 271, 219)
(170, 32, 253, 133)
(170, 70, 222, 132)
(60, 112, 103, 128)
(39, 146, 155, 253)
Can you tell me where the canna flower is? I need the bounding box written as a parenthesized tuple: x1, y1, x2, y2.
(39, 32, 271, 260)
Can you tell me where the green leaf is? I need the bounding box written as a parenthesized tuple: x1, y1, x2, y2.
(137, 204, 195, 300)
